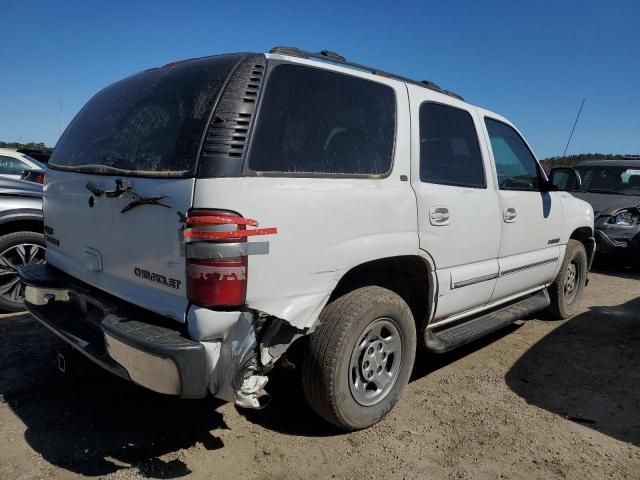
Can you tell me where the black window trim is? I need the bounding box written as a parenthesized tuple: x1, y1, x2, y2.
(243, 59, 398, 179)
(484, 116, 546, 192)
(418, 101, 487, 189)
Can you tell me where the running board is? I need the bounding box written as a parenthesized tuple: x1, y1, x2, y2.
(424, 289, 550, 354)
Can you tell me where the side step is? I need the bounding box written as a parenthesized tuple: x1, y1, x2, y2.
(425, 289, 550, 354)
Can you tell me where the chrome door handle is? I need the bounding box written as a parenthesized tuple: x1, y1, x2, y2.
(503, 207, 517, 223)
(429, 206, 450, 226)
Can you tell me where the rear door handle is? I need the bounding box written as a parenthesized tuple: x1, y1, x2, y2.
(429, 206, 450, 226)
(503, 207, 518, 223)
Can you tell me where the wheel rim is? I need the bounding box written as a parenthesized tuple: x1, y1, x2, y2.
(348, 317, 403, 407)
(0, 243, 45, 305)
(564, 260, 581, 304)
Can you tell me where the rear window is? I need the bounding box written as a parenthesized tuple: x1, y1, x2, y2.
(50, 55, 240, 177)
(248, 64, 396, 176)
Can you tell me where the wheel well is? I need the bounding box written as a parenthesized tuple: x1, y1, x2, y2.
(0, 219, 44, 238)
(570, 227, 594, 258)
(328, 255, 432, 331)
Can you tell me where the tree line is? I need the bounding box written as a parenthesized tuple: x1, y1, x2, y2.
(540, 153, 640, 172)
(0, 141, 52, 152)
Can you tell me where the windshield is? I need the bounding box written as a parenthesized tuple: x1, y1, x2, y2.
(575, 165, 640, 195)
(49, 54, 240, 177)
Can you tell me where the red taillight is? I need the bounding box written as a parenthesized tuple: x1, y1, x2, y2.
(34, 173, 45, 184)
(184, 209, 276, 308)
(187, 256, 248, 307)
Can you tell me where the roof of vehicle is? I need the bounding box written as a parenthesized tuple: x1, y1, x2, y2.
(268, 47, 465, 101)
(577, 157, 640, 168)
(267, 47, 511, 133)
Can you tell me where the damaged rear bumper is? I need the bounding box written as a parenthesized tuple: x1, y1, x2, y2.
(19, 263, 270, 407)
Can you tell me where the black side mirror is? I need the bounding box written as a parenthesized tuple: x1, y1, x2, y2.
(549, 167, 582, 192)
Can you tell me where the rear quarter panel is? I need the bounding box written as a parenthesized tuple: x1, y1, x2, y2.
(192, 176, 418, 330)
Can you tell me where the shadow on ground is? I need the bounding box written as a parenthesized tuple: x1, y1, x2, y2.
(506, 296, 640, 446)
(241, 322, 523, 435)
(0, 314, 226, 478)
(592, 259, 640, 279)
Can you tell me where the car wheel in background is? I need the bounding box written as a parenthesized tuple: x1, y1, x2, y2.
(0, 231, 46, 312)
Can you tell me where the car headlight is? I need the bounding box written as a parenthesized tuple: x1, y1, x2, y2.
(608, 210, 640, 226)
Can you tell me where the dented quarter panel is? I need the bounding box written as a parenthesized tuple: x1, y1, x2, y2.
(192, 177, 418, 330)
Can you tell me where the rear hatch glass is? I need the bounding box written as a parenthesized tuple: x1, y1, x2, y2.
(44, 55, 242, 321)
(50, 54, 241, 177)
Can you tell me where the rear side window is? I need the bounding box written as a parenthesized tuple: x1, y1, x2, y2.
(0, 156, 28, 175)
(419, 103, 485, 188)
(49, 55, 240, 177)
(485, 118, 541, 191)
(248, 64, 396, 176)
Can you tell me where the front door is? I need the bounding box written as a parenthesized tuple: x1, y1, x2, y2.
(482, 116, 563, 301)
(409, 87, 502, 322)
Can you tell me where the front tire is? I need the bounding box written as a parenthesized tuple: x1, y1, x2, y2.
(0, 231, 46, 312)
(545, 239, 587, 319)
(302, 286, 416, 430)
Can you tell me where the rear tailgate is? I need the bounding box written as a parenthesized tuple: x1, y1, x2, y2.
(44, 171, 193, 321)
(43, 54, 246, 321)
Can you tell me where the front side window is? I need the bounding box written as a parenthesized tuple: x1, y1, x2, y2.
(486, 118, 540, 191)
(248, 64, 396, 176)
(0, 156, 28, 175)
(419, 103, 485, 188)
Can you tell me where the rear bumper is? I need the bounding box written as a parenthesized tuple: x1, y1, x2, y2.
(19, 263, 209, 399)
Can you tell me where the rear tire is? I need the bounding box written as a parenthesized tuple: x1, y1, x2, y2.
(545, 239, 587, 319)
(302, 286, 416, 430)
(0, 231, 46, 312)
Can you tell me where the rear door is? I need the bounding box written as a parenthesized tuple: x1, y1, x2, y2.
(43, 55, 241, 321)
(481, 116, 563, 301)
(409, 87, 502, 322)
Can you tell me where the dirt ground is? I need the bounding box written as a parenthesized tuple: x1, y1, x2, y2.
(1, 267, 639, 480)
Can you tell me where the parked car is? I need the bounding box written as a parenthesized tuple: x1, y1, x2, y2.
(0, 148, 46, 181)
(0, 177, 44, 311)
(19, 47, 594, 430)
(550, 158, 640, 266)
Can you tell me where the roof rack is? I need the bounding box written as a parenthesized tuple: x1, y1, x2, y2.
(269, 46, 464, 101)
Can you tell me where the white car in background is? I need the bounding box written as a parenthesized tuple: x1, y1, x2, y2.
(0, 148, 46, 180)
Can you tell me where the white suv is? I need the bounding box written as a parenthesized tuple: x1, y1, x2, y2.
(20, 47, 594, 430)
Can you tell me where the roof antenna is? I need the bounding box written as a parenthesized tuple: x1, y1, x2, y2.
(59, 100, 64, 136)
(561, 98, 586, 157)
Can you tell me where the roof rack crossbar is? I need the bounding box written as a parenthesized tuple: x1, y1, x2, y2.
(268, 46, 464, 101)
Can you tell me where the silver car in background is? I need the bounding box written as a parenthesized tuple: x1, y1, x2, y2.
(0, 177, 44, 310)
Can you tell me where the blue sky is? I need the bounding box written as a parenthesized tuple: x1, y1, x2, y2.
(2, 0, 638, 158)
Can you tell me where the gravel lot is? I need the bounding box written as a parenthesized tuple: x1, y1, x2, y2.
(1, 267, 638, 480)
